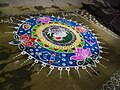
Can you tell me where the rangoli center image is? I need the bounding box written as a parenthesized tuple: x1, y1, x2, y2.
(9, 15, 100, 78)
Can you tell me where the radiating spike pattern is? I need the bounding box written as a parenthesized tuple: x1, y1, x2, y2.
(15, 18, 22, 22)
(58, 67, 63, 79)
(85, 69, 92, 76)
(28, 60, 39, 70)
(21, 56, 33, 65)
(47, 65, 54, 77)
(90, 66, 98, 75)
(21, 58, 30, 65)
(99, 62, 107, 68)
(12, 52, 22, 59)
(74, 66, 81, 77)
(65, 67, 70, 79)
(99, 56, 110, 61)
(37, 63, 46, 74)
(5, 31, 17, 34)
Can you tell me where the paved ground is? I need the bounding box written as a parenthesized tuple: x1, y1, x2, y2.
(0, 1, 120, 90)
(0, 10, 120, 90)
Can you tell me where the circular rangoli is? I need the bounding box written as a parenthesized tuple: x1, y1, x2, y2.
(9, 15, 101, 78)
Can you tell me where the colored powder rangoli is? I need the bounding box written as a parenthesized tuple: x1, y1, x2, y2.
(9, 16, 101, 78)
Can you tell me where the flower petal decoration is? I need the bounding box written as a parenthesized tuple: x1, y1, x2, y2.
(76, 26, 87, 33)
(36, 17, 51, 23)
(71, 48, 92, 61)
(20, 34, 36, 47)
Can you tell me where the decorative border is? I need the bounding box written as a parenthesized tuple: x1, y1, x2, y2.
(100, 68, 120, 90)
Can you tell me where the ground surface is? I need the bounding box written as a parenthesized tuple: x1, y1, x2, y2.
(0, 1, 120, 90)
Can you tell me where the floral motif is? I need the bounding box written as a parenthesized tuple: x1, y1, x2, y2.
(71, 48, 92, 61)
(76, 26, 87, 33)
(20, 34, 36, 47)
(36, 17, 51, 23)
